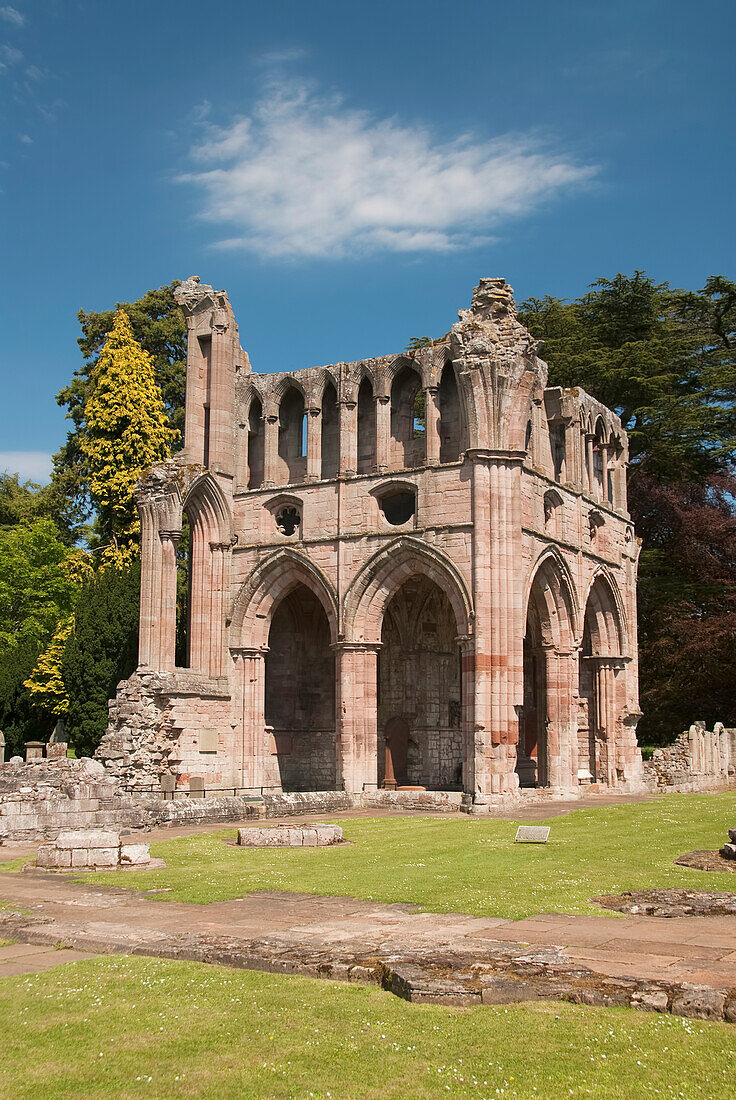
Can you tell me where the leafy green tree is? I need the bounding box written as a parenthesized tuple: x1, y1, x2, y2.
(79, 310, 178, 566)
(0, 473, 59, 531)
(521, 273, 736, 742)
(53, 282, 186, 539)
(0, 520, 90, 753)
(62, 562, 140, 757)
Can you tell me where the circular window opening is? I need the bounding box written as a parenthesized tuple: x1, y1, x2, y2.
(379, 490, 416, 526)
(276, 507, 301, 536)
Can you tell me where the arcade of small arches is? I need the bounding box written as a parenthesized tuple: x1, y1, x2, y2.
(237, 357, 469, 492)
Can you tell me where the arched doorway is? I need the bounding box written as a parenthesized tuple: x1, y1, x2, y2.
(378, 575, 462, 790)
(517, 556, 577, 789)
(578, 575, 624, 786)
(265, 584, 336, 790)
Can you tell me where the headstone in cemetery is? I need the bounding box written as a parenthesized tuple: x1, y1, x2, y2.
(0, 730, 5, 765)
(25, 741, 44, 762)
(160, 773, 176, 801)
(189, 776, 205, 798)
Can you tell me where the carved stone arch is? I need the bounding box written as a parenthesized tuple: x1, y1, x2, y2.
(183, 472, 233, 543)
(310, 367, 340, 407)
(523, 547, 579, 648)
(581, 569, 627, 656)
(386, 354, 422, 392)
(229, 549, 339, 650)
(505, 367, 542, 450)
(271, 374, 308, 405)
(343, 536, 473, 644)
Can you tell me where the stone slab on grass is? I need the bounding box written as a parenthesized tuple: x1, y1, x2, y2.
(237, 824, 343, 848)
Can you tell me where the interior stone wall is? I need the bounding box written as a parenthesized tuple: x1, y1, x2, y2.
(378, 576, 462, 789)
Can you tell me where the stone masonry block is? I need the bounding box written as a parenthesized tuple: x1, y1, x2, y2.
(120, 843, 151, 866)
(56, 829, 120, 850)
(71, 849, 89, 867)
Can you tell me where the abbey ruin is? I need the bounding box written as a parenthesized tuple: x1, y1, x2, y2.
(98, 276, 644, 807)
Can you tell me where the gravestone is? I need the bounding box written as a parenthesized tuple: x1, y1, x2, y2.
(515, 825, 551, 844)
(189, 776, 205, 798)
(25, 741, 44, 762)
(160, 773, 176, 801)
(0, 730, 5, 765)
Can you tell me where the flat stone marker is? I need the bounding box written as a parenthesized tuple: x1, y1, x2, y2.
(515, 825, 550, 844)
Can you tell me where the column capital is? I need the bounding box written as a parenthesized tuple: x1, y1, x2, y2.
(159, 529, 182, 546)
(209, 540, 232, 553)
(331, 641, 382, 653)
(230, 645, 269, 661)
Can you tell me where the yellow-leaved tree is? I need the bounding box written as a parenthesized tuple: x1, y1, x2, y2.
(79, 310, 177, 567)
(24, 616, 74, 716)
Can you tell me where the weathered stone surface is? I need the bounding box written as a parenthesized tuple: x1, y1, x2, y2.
(598, 888, 736, 918)
(237, 824, 342, 847)
(671, 987, 727, 1021)
(119, 843, 152, 866)
(56, 830, 120, 850)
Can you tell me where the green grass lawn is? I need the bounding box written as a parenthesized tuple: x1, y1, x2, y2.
(82, 792, 736, 918)
(0, 955, 732, 1099)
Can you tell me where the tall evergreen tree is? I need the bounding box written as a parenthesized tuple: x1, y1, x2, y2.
(52, 283, 185, 540)
(79, 310, 177, 566)
(62, 563, 140, 757)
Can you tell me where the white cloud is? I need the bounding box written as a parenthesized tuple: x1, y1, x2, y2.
(0, 43, 22, 65)
(180, 80, 597, 259)
(0, 6, 24, 28)
(19, 131, 31, 143)
(0, 451, 52, 482)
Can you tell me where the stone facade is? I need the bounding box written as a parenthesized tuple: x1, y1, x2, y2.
(98, 275, 644, 806)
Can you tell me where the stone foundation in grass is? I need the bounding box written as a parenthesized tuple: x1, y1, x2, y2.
(35, 829, 162, 871)
(237, 823, 343, 847)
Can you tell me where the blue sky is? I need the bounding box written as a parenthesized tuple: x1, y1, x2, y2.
(0, 0, 734, 482)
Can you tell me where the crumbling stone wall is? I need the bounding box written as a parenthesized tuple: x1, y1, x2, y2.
(644, 722, 736, 792)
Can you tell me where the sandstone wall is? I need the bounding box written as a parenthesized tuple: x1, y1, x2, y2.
(643, 722, 736, 792)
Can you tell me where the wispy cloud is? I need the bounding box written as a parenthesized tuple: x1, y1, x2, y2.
(180, 80, 597, 259)
(0, 42, 22, 68)
(0, 6, 24, 28)
(0, 451, 52, 482)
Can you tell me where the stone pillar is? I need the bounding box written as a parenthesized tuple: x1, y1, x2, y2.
(544, 647, 578, 791)
(232, 647, 274, 789)
(458, 635, 476, 795)
(208, 318, 236, 476)
(339, 400, 358, 476)
(375, 395, 390, 472)
(469, 453, 524, 803)
(306, 406, 322, 482)
(208, 542, 231, 677)
(601, 444, 610, 504)
(585, 434, 595, 495)
(425, 386, 441, 465)
(263, 412, 279, 487)
(334, 642, 379, 794)
(158, 530, 180, 673)
(138, 499, 163, 669)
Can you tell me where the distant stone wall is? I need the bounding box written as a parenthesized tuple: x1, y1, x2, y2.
(643, 722, 736, 792)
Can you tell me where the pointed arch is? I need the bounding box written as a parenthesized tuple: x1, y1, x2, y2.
(179, 473, 234, 674)
(523, 548, 579, 648)
(582, 569, 626, 656)
(344, 536, 472, 644)
(438, 361, 467, 462)
(183, 472, 233, 544)
(230, 548, 339, 650)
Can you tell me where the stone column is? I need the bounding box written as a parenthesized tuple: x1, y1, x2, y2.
(339, 400, 358, 476)
(457, 635, 476, 795)
(425, 386, 441, 465)
(470, 452, 524, 804)
(306, 406, 322, 482)
(208, 542, 231, 677)
(263, 412, 279, 487)
(334, 642, 380, 794)
(375, 395, 390, 472)
(232, 647, 274, 789)
(158, 530, 180, 673)
(601, 444, 610, 503)
(585, 434, 595, 495)
(138, 499, 162, 669)
(543, 647, 578, 791)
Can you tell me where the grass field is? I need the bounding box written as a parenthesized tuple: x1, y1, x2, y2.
(82, 792, 736, 918)
(0, 955, 733, 1099)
